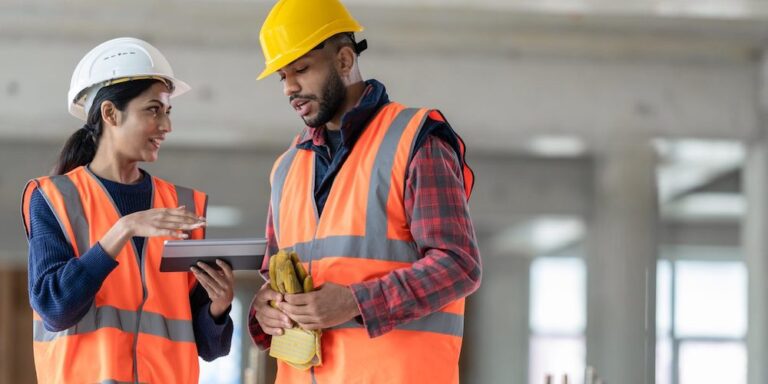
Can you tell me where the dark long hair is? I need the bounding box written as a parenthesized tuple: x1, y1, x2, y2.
(53, 79, 161, 175)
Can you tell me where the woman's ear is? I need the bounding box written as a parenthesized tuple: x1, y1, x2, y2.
(100, 101, 119, 127)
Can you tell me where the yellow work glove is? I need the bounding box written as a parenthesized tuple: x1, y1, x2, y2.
(268, 250, 322, 370)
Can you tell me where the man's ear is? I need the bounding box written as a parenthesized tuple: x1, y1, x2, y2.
(336, 45, 357, 76)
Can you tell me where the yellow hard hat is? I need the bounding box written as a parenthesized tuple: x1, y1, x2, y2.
(257, 0, 364, 80)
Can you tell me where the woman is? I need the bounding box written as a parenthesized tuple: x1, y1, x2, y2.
(21, 37, 234, 384)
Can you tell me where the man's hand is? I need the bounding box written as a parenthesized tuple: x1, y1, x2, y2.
(279, 282, 361, 330)
(253, 282, 293, 335)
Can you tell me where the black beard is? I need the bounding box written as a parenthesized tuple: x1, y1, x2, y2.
(303, 68, 346, 128)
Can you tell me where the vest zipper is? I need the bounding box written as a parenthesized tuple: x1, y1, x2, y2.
(131, 184, 154, 383)
(308, 154, 321, 275)
(310, 156, 321, 384)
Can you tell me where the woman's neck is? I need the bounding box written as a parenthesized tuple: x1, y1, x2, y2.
(89, 150, 142, 185)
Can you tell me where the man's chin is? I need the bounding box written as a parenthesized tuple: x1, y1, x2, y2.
(302, 116, 321, 128)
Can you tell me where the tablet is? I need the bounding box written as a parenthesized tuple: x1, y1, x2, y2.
(160, 238, 267, 272)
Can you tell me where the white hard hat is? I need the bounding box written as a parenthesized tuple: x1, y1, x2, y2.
(67, 37, 191, 121)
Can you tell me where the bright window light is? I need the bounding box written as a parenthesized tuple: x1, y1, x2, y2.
(200, 297, 243, 384)
(679, 342, 746, 384)
(657, 260, 671, 337)
(675, 261, 747, 338)
(656, 337, 672, 384)
(529, 335, 585, 384)
(530, 257, 586, 334)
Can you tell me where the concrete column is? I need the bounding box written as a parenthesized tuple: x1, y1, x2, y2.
(461, 246, 532, 384)
(586, 134, 657, 384)
(238, 274, 276, 384)
(744, 139, 768, 384)
(744, 52, 768, 384)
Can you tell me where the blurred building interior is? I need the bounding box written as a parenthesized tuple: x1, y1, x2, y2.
(2, 0, 768, 383)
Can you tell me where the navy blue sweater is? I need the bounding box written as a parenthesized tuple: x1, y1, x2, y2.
(26, 168, 232, 361)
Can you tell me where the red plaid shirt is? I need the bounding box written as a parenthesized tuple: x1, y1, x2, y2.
(248, 132, 481, 348)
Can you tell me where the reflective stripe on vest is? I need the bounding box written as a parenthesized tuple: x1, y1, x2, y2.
(271, 145, 299, 242)
(48, 175, 90, 257)
(332, 310, 464, 337)
(33, 304, 195, 343)
(21, 166, 205, 384)
(287, 236, 418, 263)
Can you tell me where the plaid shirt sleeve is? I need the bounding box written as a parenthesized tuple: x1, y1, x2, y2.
(349, 134, 482, 338)
(247, 204, 278, 350)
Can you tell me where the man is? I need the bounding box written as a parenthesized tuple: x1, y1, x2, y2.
(248, 0, 481, 382)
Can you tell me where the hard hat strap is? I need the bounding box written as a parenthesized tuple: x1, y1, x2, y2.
(311, 33, 368, 56)
(354, 39, 367, 55)
(344, 32, 367, 55)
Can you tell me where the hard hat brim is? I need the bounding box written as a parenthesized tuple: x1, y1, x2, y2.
(68, 75, 191, 121)
(257, 24, 364, 81)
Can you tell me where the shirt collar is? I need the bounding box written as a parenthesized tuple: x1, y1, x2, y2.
(296, 79, 390, 149)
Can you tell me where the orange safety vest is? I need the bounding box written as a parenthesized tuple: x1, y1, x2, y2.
(269, 102, 475, 384)
(21, 166, 208, 384)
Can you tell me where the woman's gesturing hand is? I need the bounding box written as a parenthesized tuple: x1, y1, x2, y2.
(100, 206, 205, 259)
(121, 206, 205, 238)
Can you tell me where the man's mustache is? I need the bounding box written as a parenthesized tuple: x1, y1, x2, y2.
(290, 94, 318, 102)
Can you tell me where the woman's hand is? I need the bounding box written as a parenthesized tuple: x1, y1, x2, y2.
(121, 206, 205, 238)
(100, 206, 205, 259)
(192, 260, 235, 319)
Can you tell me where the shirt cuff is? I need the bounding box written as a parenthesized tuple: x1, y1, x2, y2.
(78, 242, 119, 283)
(204, 301, 233, 326)
(349, 281, 392, 338)
(247, 303, 273, 350)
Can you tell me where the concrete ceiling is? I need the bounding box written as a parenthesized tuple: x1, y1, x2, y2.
(1, 0, 767, 154)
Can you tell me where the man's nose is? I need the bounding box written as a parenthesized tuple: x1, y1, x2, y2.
(283, 75, 300, 97)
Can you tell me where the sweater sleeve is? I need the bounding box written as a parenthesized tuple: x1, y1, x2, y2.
(190, 284, 234, 361)
(27, 188, 119, 331)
